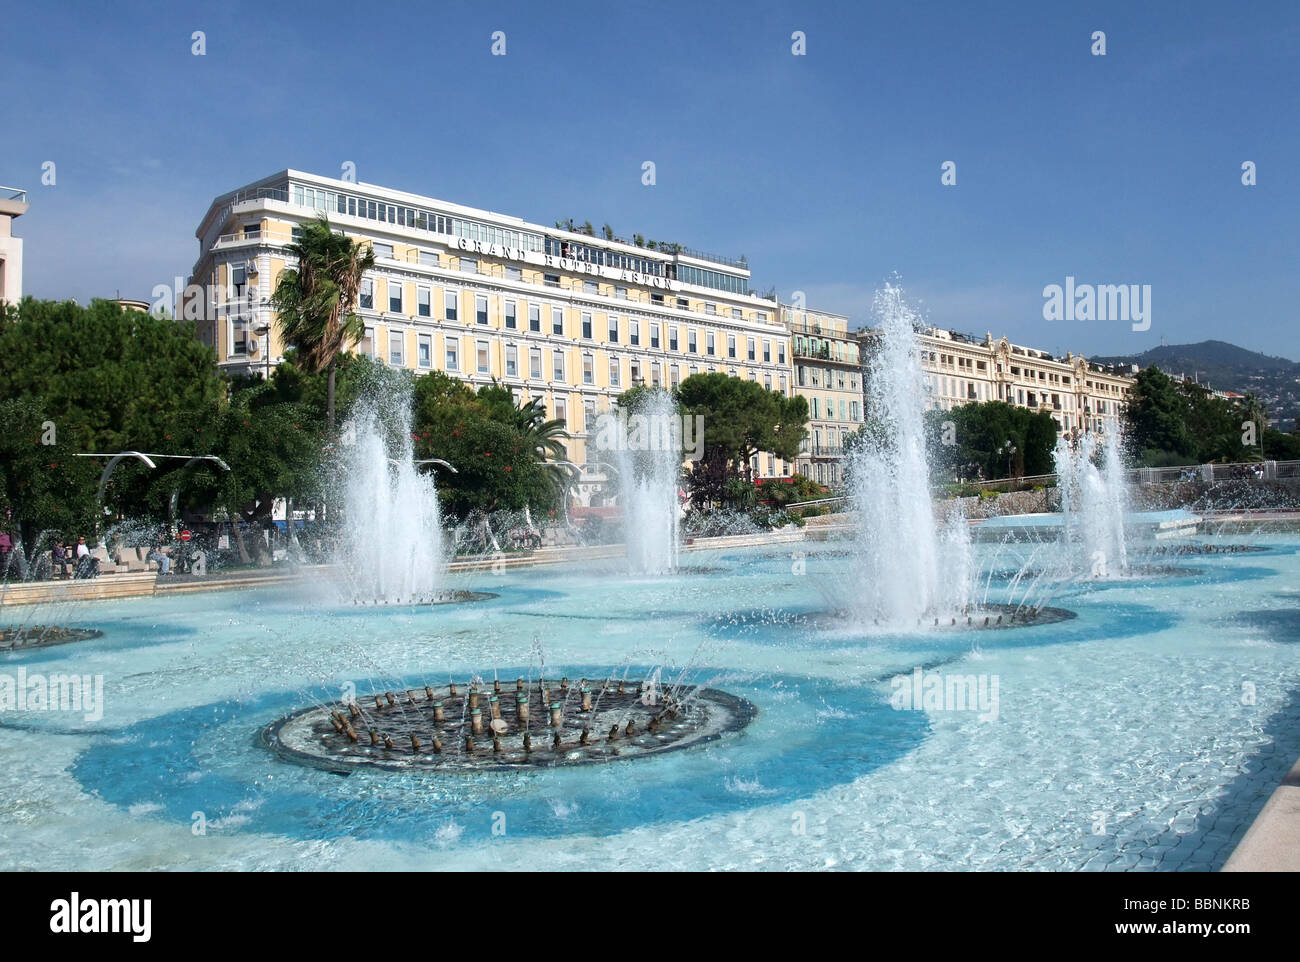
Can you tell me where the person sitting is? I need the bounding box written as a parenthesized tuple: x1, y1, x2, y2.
(52, 541, 72, 579)
(74, 537, 100, 578)
(147, 545, 172, 575)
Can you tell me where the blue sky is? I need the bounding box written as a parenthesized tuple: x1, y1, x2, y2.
(3, 0, 1297, 360)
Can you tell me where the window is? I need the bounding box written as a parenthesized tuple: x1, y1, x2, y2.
(651, 292, 664, 305)
(388, 329, 404, 366)
(608, 316, 619, 342)
(506, 344, 518, 377)
(419, 250, 439, 267)
(552, 307, 564, 335)
(727, 335, 736, 358)
(583, 353, 594, 385)
(388, 280, 403, 314)
(418, 334, 432, 368)
(360, 278, 373, 310)
(650, 324, 660, 349)
(529, 347, 542, 378)
(677, 297, 689, 311)
(669, 326, 679, 351)
(651, 362, 661, 386)
(705, 303, 717, 316)
(583, 398, 596, 432)
(444, 290, 458, 321)
(232, 318, 248, 355)
(731, 308, 741, 319)
(670, 364, 680, 389)
(706, 332, 715, 356)
(747, 338, 756, 361)
(630, 360, 641, 383)
(360, 326, 374, 356)
(688, 330, 697, 353)
(445, 338, 459, 371)
(757, 311, 768, 323)
(504, 299, 517, 329)
(582, 312, 592, 338)
(764, 374, 772, 390)
(544, 272, 560, 288)
(476, 294, 488, 325)
(417, 287, 431, 317)
(505, 266, 521, 281)
(616, 287, 628, 300)
(778, 342, 786, 364)
(630, 319, 640, 345)
(553, 350, 565, 381)
(373, 242, 394, 259)
(763, 340, 771, 363)
(609, 357, 621, 386)
(477, 340, 489, 374)
(554, 397, 567, 427)
(583, 281, 598, 295)
(529, 304, 541, 332)
(779, 375, 788, 394)
(460, 257, 477, 274)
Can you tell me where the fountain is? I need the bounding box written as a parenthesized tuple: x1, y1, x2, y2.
(846, 285, 974, 625)
(611, 390, 681, 575)
(1053, 423, 1130, 578)
(334, 381, 449, 605)
(262, 671, 756, 772)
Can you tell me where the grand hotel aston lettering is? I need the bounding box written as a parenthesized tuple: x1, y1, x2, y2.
(453, 237, 679, 291)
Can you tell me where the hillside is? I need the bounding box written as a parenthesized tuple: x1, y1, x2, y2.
(1092, 340, 1300, 430)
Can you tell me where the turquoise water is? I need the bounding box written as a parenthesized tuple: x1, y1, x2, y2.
(1, 535, 1298, 870)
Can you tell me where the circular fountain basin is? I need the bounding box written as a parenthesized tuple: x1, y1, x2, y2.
(262, 683, 756, 773)
(348, 590, 497, 607)
(1, 626, 104, 650)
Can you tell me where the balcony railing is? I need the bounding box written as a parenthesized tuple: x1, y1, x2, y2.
(1, 186, 27, 203)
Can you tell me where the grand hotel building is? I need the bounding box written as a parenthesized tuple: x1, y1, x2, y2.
(186, 170, 799, 495)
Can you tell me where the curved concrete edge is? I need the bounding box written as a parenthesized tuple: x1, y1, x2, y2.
(1222, 755, 1300, 872)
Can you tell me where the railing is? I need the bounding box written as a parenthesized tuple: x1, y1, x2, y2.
(214, 229, 294, 247)
(966, 459, 1300, 489)
(0, 186, 27, 203)
(228, 186, 291, 205)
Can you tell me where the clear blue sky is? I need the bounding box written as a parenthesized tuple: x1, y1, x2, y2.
(3, 0, 1297, 360)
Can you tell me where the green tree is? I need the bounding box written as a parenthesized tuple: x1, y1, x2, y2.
(0, 398, 101, 559)
(270, 215, 376, 433)
(675, 373, 808, 507)
(1123, 367, 1196, 465)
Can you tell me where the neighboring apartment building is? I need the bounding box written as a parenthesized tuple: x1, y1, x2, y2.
(0, 186, 28, 305)
(857, 327, 1136, 440)
(781, 305, 861, 486)
(185, 170, 797, 497)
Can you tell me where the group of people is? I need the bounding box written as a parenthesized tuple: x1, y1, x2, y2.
(48, 537, 99, 579)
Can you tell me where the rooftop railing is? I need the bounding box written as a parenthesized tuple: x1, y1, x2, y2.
(0, 186, 27, 203)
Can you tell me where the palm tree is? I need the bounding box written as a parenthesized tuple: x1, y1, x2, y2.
(1242, 393, 1268, 460)
(270, 215, 375, 432)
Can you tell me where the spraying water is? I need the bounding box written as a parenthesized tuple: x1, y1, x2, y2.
(336, 380, 446, 604)
(612, 390, 681, 575)
(1053, 419, 1130, 578)
(847, 284, 971, 624)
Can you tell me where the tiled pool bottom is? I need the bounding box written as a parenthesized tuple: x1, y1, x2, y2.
(1, 535, 1297, 870)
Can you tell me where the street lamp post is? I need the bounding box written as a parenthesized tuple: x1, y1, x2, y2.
(254, 324, 271, 380)
(998, 441, 1017, 479)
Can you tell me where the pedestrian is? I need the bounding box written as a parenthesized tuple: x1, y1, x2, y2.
(0, 529, 11, 574)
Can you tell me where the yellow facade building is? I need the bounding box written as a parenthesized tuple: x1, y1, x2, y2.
(186, 170, 799, 491)
(781, 306, 861, 485)
(857, 326, 1136, 440)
